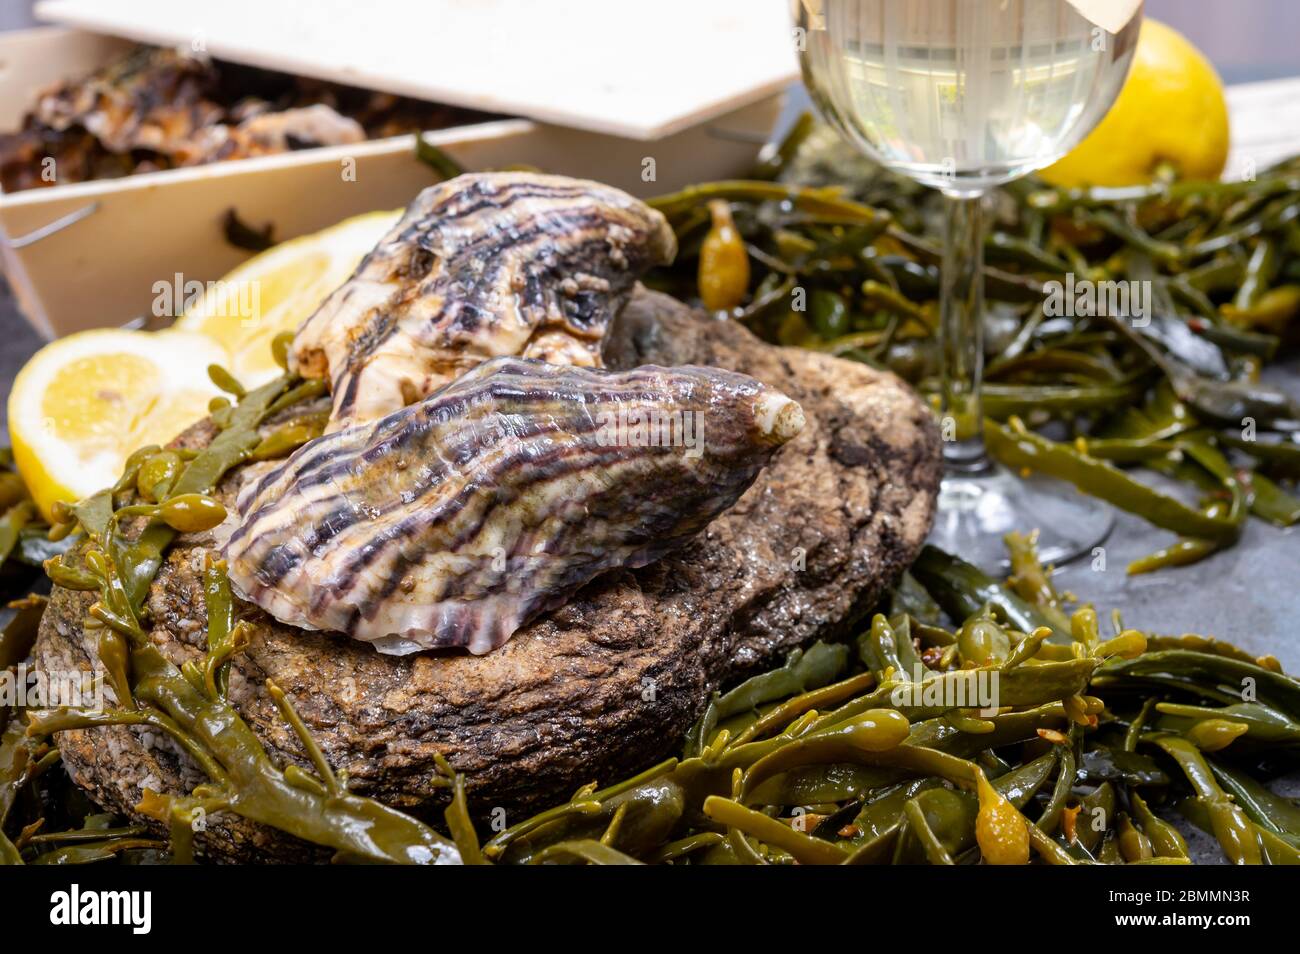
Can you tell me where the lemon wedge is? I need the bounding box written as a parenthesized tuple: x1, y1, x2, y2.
(10, 209, 400, 519)
(175, 209, 400, 385)
(8, 329, 229, 520)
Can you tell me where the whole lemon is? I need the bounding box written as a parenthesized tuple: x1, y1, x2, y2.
(1040, 19, 1229, 187)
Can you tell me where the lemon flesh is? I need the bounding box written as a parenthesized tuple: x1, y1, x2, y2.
(176, 209, 400, 384)
(9, 329, 229, 520)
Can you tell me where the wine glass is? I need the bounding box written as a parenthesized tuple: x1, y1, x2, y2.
(793, 0, 1143, 569)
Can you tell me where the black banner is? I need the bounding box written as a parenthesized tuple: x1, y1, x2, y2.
(2, 862, 1286, 941)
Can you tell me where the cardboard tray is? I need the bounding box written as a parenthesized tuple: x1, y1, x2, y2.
(34, 0, 799, 140)
(0, 27, 784, 338)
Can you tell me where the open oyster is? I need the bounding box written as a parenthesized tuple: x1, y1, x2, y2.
(291, 172, 677, 432)
(224, 357, 804, 655)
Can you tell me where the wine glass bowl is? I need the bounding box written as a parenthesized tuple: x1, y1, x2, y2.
(793, 0, 1144, 569)
(796, 0, 1141, 195)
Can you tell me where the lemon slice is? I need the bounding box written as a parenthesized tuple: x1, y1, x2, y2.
(177, 209, 401, 384)
(8, 329, 230, 520)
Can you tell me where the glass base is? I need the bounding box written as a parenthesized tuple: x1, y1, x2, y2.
(927, 463, 1114, 572)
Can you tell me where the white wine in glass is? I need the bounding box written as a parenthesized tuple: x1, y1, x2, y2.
(793, 0, 1142, 569)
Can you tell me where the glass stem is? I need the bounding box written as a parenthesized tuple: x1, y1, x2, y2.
(939, 192, 988, 474)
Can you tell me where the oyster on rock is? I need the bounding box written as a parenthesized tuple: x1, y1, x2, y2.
(224, 357, 804, 655)
(291, 172, 677, 432)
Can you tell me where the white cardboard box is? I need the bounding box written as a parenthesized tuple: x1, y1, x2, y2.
(0, 25, 789, 337)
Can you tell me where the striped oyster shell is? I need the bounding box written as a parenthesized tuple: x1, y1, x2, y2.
(224, 357, 804, 655)
(292, 172, 677, 432)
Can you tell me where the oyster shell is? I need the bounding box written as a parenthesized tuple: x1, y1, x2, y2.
(224, 356, 804, 655)
(292, 172, 677, 431)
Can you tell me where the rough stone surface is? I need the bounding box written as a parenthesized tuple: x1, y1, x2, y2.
(33, 289, 941, 861)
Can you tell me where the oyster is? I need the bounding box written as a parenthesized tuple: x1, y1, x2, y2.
(224, 356, 804, 655)
(292, 172, 677, 431)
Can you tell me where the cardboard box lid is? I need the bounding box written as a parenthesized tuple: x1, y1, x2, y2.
(34, 0, 799, 140)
